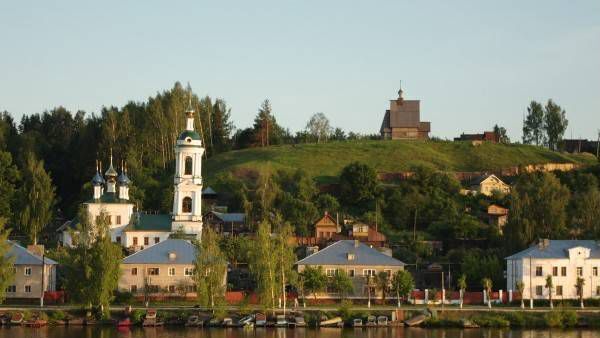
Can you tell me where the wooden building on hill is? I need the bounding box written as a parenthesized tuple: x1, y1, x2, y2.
(380, 86, 430, 140)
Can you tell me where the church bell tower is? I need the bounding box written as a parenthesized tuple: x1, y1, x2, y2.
(171, 84, 204, 237)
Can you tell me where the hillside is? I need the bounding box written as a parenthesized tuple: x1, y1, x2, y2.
(204, 140, 597, 183)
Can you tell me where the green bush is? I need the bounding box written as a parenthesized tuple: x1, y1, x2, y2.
(561, 311, 578, 328)
(337, 300, 353, 322)
(544, 312, 562, 327)
(48, 310, 66, 321)
(113, 291, 134, 304)
(472, 314, 510, 328)
(131, 309, 145, 324)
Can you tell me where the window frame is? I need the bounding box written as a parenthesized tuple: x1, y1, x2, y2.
(168, 267, 176, 276)
(556, 285, 563, 296)
(25, 285, 32, 293)
(535, 285, 543, 296)
(561, 266, 567, 276)
(182, 197, 193, 213)
(131, 267, 138, 276)
(24, 266, 32, 276)
(184, 156, 193, 175)
(184, 267, 195, 276)
(535, 266, 543, 277)
(148, 268, 160, 276)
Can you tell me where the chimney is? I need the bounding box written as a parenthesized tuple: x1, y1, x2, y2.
(27, 244, 45, 257)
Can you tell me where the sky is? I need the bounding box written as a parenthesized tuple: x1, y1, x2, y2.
(1, 1, 599, 141)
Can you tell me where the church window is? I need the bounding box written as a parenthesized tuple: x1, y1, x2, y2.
(182, 197, 192, 213)
(184, 156, 193, 175)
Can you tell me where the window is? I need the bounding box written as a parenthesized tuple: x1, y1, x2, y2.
(107, 215, 112, 225)
(115, 236, 121, 244)
(535, 285, 543, 296)
(130, 285, 137, 293)
(148, 268, 160, 276)
(556, 285, 563, 296)
(185, 285, 197, 292)
(597, 286, 600, 296)
(561, 267, 567, 276)
(185, 267, 195, 276)
(133, 237, 138, 246)
(6, 285, 15, 293)
(577, 267, 583, 277)
(594, 267, 598, 276)
(168, 267, 176, 276)
(326, 269, 337, 277)
(131, 268, 138, 276)
(184, 156, 193, 175)
(144, 237, 149, 246)
(24, 267, 32, 276)
(182, 197, 192, 213)
(116, 215, 121, 224)
(552, 267, 558, 277)
(348, 269, 355, 277)
(25, 285, 31, 293)
(169, 285, 176, 293)
(363, 269, 376, 277)
(154, 237, 160, 244)
(535, 266, 543, 277)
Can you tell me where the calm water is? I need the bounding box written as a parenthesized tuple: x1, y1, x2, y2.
(0, 327, 598, 338)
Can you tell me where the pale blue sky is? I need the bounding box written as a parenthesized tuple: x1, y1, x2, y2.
(1, 1, 599, 140)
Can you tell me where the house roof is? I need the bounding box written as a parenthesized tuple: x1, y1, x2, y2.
(470, 174, 506, 186)
(122, 239, 196, 264)
(208, 211, 245, 223)
(124, 213, 172, 232)
(296, 240, 404, 267)
(8, 241, 58, 265)
(505, 240, 600, 260)
(85, 192, 133, 204)
(314, 213, 338, 228)
(202, 187, 217, 195)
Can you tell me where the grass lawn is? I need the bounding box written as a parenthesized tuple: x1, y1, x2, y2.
(204, 140, 596, 183)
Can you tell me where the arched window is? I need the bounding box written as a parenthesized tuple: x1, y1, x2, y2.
(184, 156, 193, 175)
(182, 197, 192, 213)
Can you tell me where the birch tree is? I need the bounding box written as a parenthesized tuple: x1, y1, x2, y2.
(249, 220, 278, 313)
(195, 227, 227, 312)
(273, 220, 296, 314)
(0, 219, 15, 304)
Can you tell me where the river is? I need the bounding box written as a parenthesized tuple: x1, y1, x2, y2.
(0, 327, 598, 338)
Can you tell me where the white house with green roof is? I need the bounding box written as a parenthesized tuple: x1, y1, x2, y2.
(60, 89, 206, 251)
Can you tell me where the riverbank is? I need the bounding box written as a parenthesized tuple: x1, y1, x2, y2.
(1, 306, 600, 329)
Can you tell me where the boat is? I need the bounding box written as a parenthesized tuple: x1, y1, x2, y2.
(143, 309, 163, 327)
(320, 316, 343, 327)
(404, 314, 428, 327)
(237, 315, 254, 326)
(353, 319, 363, 327)
(275, 315, 288, 327)
(0, 312, 9, 326)
(366, 315, 376, 327)
(223, 317, 235, 327)
(24, 316, 47, 328)
(294, 316, 306, 327)
(145, 309, 157, 320)
(255, 313, 267, 326)
(186, 315, 202, 327)
(207, 318, 222, 327)
(377, 316, 388, 327)
(10, 313, 24, 325)
(460, 319, 480, 329)
(117, 318, 133, 327)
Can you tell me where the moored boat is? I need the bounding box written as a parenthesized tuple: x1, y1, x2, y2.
(366, 315, 376, 327)
(320, 316, 343, 328)
(186, 315, 202, 327)
(404, 314, 428, 327)
(255, 313, 267, 326)
(353, 319, 363, 327)
(117, 318, 133, 327)
(24, 315, 47, 328)
(275, 315, 288, 327)
(10, 313, 24, 325)
(377, 316, 388, 327)
(294, 316, 306, 327)
(237, 315, 254, 327)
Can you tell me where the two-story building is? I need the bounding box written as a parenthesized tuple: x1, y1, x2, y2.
(466, 174, 510, 196)
(506, 239, 600, 300)
(6, 242, 57, 300)
(296, 240, 405, 299)
(118, 239, 198, 298)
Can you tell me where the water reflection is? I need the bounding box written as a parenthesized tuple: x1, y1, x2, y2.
(0, 327, 599, 338)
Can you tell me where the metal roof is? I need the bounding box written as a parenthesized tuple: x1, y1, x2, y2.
(505, 240, 600, 260)
(122, 239, 196, 264)
(209, 211, 245, 223)
(125, 213, 172, 232)
(85, 192, 133, 204)
(296, 240, 405, 267)
(8, 241, 58, 265)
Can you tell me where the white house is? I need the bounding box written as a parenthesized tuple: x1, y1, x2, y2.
(506, 239, 600, 300)
(59, 93, 205, 251)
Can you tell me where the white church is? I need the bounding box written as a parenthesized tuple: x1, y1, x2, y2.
(58, 101, 205, 250)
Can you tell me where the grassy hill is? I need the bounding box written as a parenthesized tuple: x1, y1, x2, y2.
(204, 140, 597, 183)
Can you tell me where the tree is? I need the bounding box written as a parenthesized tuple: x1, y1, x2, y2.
(545, 275, 554, 309)
(543, 100, 568, 151)
(329, 270, 354, 300)
(375, 271, 390, 305)
(493, 124, 510, 144)
(0, 152, 18, 222)
(482, 278, 493, 308)
(248, 220, 278, 313)
(273, 220, 297, 314)
(457, 274, 467, 309)
(571, 187, 600, 237)
(306, 113, 332, 143)
(391, 270, 414, 307)
(516, 281, 525, 309)
(339, 162, 379, 213)
(575, 277, 585, 309)
(365, 274, 374, 308)
(301, 266, 327, 303)
(523, 101, 545, 146)
(253, 99, 283, 147)
(504, 172, 570, 252)
(195, 227, 227, 312)
(0, 219, 15, 304)
(17, 153, 55, 245)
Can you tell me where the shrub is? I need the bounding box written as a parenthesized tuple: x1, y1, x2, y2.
(472, 314, 510, 328)
(544, 312, 562, 327)
(337, 300, 353, 322)
(131, 309, 145, 324)
(113, 291, 134, 304)
(48, 310, 66, 321)
(560, 311, 578, 328)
